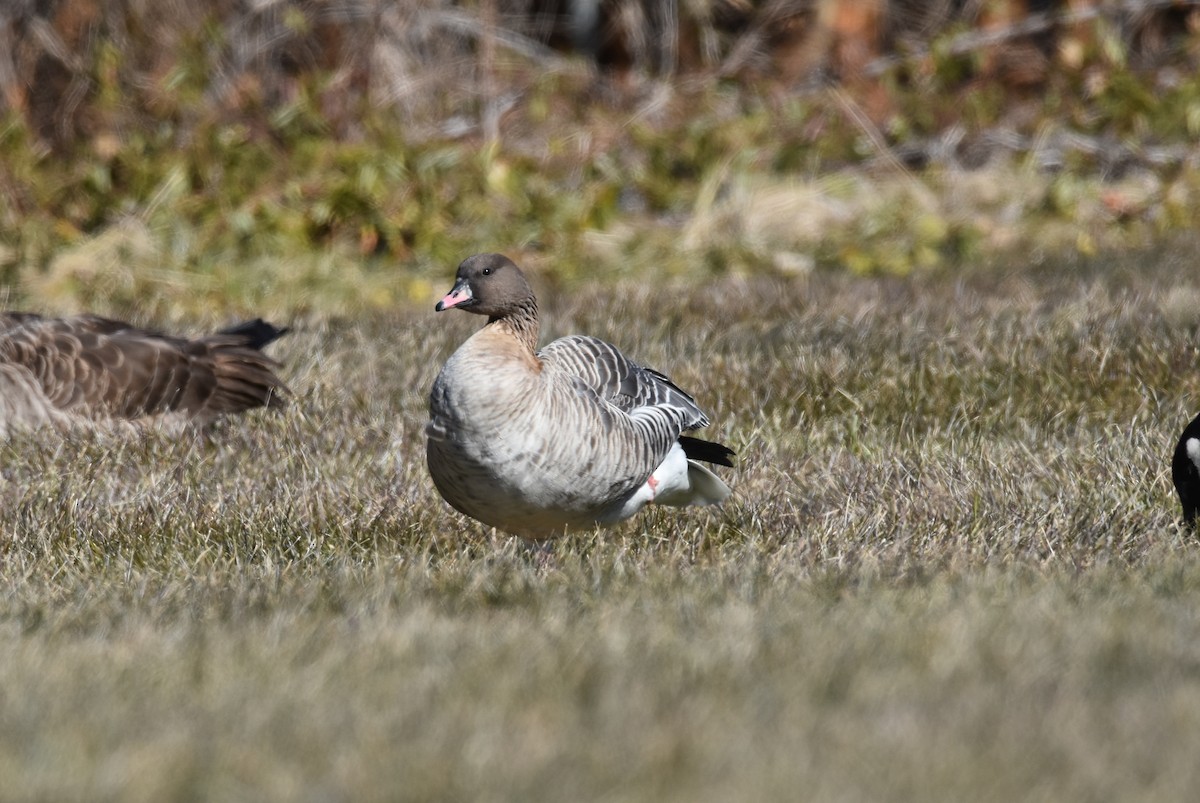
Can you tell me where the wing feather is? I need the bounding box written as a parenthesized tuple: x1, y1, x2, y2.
(538, 334, 710, 429)
(537, 333, 736, 471)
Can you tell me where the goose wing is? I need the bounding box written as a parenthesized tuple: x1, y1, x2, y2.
(537, 334, 710, 427)
(538, 334, 735, 468)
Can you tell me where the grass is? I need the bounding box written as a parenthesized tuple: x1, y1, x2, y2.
(3, 240, 1200, 800)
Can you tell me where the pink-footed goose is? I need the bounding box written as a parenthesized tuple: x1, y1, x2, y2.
(426, 253, 734, 539)
(0, 313, 288, 436)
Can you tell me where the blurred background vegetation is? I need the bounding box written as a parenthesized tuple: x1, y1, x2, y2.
(2, 0, 1199, 316)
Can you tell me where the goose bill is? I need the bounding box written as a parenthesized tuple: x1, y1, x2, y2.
(435, 281, 475, 311)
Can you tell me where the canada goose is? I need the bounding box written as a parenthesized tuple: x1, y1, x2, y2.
(0, 313, 288, 436)
(426, 253, 734, 539)
(1173, 411, 1200, 526)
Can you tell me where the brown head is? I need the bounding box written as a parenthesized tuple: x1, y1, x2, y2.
(435, 253, 535, 319)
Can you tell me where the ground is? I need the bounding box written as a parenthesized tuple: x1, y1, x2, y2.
(1, 239, 1199, 801)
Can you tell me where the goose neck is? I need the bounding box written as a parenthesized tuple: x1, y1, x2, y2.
(488, 297, 539, 352)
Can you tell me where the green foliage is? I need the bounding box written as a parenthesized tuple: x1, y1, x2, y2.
(6, 8, 1200, 311)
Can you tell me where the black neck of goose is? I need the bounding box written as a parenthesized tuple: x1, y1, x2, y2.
(489, 296, 539, 351)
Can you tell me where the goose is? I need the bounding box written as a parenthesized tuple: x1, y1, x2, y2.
(1173, 411, 1200, 526)
(0, 313, 289, 437)
(426, 253, 734, 539)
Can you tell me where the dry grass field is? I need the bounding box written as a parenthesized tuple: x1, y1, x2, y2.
(3, 240, 1200, 801)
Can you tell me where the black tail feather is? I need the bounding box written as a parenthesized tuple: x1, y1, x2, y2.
(679, 435, 735, 467)
(218, 318, 291, 351)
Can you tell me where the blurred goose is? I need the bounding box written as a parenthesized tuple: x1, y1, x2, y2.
(0, 313, 288, 437)
(1173, 411, 1200, 526)
(426, 253, 734, 538)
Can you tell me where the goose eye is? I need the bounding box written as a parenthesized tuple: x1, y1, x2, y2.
(482, 267, 492, 276)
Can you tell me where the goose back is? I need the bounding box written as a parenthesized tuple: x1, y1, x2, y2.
(0, 313, 288, 436)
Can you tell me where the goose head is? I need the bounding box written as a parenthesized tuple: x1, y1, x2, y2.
(1174, 412, 1200, 527)
(435, 253, 534, 318)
